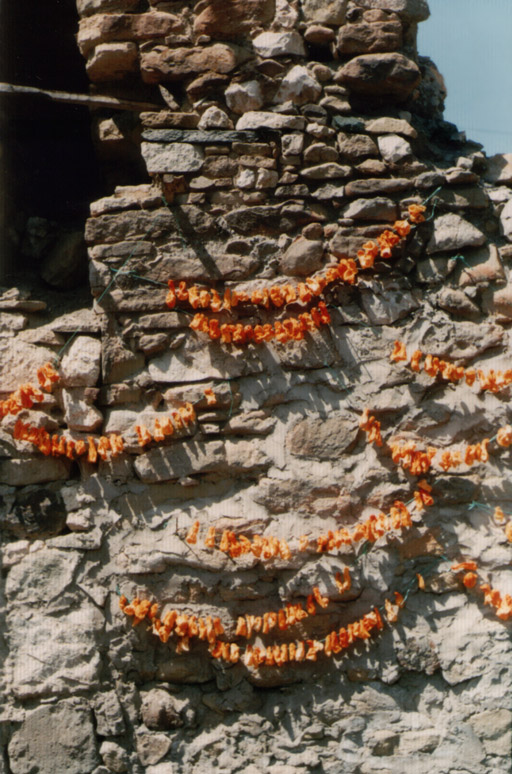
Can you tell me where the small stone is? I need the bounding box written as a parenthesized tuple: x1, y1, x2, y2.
(343, 197, 398, 221)
(86, 42, 138, 82)
(235, 169, 257, 189)
(304, 143, 339, 163)
(337, 16, 403, 55)
(468, 709, 512, 756)
(252, 31, 306, 58)
(140, 44, 242, 84)
(302, 222, 324, 239)
(487, 285, 512, 320)
(301, 0, 348, 24)
(225, 80, 264, 114)
(62, 388, 103, 432)
(366, 116, 417, 137)
(304, 25, 335, 44)
(427, 213, 486, 254)
(197, 106, 233, 129)
(280, 237, 324, 276)
(146, 765, 175, 774)
(255, 169, 279, 188)
(456, 244, 505, 286)
(100, 741, 129, 773)
(60, 335, 102, 387)
(377, 133, 413, 163)
(282, 133, 305, 157)
(287, 414, 359, 459)
(355, 158, 388, 176)
(236, 111, 306, 131)
(483, 153, 512, 184)
(274, 65, 322, 105)
(300, 162, 351, 179)
(437, 287, 481, 320)
(445, 167, 479, 185)
(140, 689, 182, 730)
(370, 729, 399, 756)
(77, 0, 139, 14)
(335, 52, 421, 100)
(337, 133, 379, 159)
(141, 142, 204, 174)
(500, 198, 512, 241)
(136, 733, 172, 767)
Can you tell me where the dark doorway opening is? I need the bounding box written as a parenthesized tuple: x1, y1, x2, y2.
(0, 0, 104, 280)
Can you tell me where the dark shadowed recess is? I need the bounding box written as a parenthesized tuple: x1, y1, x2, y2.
(0, 0, 103, 279)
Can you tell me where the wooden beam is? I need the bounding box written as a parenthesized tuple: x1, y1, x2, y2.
(0, 82, 160, 112)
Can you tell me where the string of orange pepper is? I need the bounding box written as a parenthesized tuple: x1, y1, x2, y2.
(390, 341, 512, 393)
(166, 206, 426, 316)
(451, 561, 512, 621)
(359, 408, 383, 446)
(189, 303, 332, 345)
(198, 485, 431, 562)
(119, 589, 404, 667)
(134, 403, 196, 448)
(0, 362, 59, 418)
(13, 419, 125, 462)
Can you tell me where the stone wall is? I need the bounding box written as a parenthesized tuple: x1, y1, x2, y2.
(1, 1, 512, 773)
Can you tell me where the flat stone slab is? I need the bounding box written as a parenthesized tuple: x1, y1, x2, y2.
(142, 129, 260, 143)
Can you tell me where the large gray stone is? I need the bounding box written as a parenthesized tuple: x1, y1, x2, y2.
(426, 213, 486, 254)
(141, 142, 205, 174)
(8, 605, 102, 697)
(8, 700, 99, 774)
(280, 237, 324, 275)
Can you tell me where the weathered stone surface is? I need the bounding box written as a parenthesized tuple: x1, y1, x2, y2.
(0, 458, 72, 486)
(60, 335, 102, 386)
(336, 16, 403, 55)
(86, 42, 138, 81)
(483, 152, 512, 184)
(287, 415, 359, 459)
(136, 732, 172, 767)
(8, 701, 99, 774)
(426, 213, 486, 254)
(468, 709, 512, 756)
(140, 44, 242, 83)
(274, 65, 321, 105)
(141, 142, 205, 174)
(343, 196, 398, 220)
(377, 133, 413, 163)
(354, 0, 430, 21)
(336, 53, 421, 100)
(225, 80, 264, 114)
(193, 0, 275, 38)
(236, 111, 306, 131)
(280, 237, 324, 275)
(0, 339, 56, 392)
(197, 106, 233, 129)
(301, 0, 348, 24)
(360, 280, 419, 323)
(62, 388, 103, 432)
(8, 605, 102, 697)
(252, 31, 306, 57)
(133, 437, 269, 482)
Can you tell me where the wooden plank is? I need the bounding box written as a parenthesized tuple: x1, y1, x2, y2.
(0, 82, 160, 112)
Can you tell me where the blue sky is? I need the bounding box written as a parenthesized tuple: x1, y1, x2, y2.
(418, 0, 512, 155)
